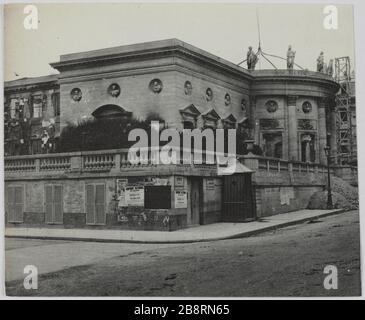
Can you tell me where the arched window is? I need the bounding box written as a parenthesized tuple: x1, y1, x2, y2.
(91, 105, 132, 119)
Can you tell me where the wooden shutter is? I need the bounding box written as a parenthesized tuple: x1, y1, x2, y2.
(53, 185, 63, 224)
(45, 185, 53, 223)
(85, 183, 105, 225)
(14, 186, 24, 222)
(6, 186, 15, 222)
(45, 185, 63, 224)
(6, 186, 24, 223)
(95, 184, 105, 224)
(86, 184, 95, 224)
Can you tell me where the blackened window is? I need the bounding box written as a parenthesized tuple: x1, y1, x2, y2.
(144, 186, 171, 209)
(52, 92, 60, 116)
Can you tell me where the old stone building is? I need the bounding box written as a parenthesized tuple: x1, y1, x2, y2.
(5, 39, 349, 231)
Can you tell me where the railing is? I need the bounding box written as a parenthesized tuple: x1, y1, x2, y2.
(237, 154, 329, 175)
(5, 158, 36, 172)
(83, 152, 115, 171)
(40, 155, 71, 171)
(5, 148, 349, 177)
(252, 69, 334, 80)
(4, 147, 221, 174)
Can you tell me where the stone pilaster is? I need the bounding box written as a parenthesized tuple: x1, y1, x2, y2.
(287, 95, 298, 161)
(249, 96, 259, 144)
(45, 90, 55, 119)
(318, 97, 329, 165)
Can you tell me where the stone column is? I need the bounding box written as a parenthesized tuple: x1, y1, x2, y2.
(329, 103, 338, 164)
(318, 97, 328, 165)
(287, 95, 298, 161)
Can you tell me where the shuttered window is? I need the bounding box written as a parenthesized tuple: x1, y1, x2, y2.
(45, 185, 63, 224)
(6, 185, 24, 223)
(86, 183, 106, 225)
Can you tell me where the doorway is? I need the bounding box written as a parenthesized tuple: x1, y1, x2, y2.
(222, 173, 255, 222)
(190, 178, 202, 225)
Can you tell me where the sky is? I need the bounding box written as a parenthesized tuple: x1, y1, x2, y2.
(4, 3, 355, 81)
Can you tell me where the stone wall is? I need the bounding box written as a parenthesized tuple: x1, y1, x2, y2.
(5, 150, 344, 231)
(5, 174, 187, 231)
(240, 155, 327, 217)
(4, 149, 224, 231)
(59, 64, 249, 131)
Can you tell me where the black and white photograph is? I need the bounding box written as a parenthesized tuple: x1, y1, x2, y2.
(1, 1, 363, 302)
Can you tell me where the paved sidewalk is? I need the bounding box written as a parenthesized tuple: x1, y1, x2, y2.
(5, 209, 345, 244)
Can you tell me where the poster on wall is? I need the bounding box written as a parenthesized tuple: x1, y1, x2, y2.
(206, 178, 215, 190)
(175, 176, 184, 187)
(125, 186, 144, 206)
(152, 178, 169, 185)
(116, 179, 128, 207)
(175, 190, 188, 208)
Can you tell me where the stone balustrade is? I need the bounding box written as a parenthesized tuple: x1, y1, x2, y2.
(5, 149, 355, 184)
(237, 154, 328, 174)
(252, 69, 334, 80)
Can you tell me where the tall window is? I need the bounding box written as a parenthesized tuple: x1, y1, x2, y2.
(52, 92, 60, 116)
(10, 98, 18, 119)
(32, 95, 43, 118)
(262, 132, 283, 159)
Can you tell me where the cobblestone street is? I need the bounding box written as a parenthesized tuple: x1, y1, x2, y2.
(6, 211, 361, 297)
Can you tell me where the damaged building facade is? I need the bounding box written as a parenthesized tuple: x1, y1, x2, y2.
(5, 39, 348, 231)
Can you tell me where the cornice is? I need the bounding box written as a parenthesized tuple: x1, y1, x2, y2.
(50, 43, 253, 83)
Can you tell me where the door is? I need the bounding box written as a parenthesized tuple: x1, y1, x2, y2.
(222, 173, 255, 222)
(190, 178, 201, 225)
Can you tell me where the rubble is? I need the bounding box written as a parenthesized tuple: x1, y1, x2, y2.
(307, 176, 359, 210)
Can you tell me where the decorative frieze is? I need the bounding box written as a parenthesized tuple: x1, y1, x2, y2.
(298, 119, 316, 130)
(259, 118, 283, 130)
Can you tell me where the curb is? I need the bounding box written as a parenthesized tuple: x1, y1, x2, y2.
(5, 209, 347, 244)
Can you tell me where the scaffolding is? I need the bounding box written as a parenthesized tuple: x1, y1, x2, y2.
(334, 57, 356, 165)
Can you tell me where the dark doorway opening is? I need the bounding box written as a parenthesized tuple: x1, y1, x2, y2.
(222, 173, 256, 222)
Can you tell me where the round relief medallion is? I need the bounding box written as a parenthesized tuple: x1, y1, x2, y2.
(302, 101, 312, 113)
(265, 100, 278, 113)
(241, 98, 247, 111)
(149, 79, 163, 94)
(206, 88, 213, 101)
(70, 88, 82, 102)
(224, 93, 231, 106)
(184, 81, 192, 95)
(108, 83, 121, 97)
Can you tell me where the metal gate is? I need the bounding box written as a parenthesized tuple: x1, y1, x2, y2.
(222, 173, 256, 222)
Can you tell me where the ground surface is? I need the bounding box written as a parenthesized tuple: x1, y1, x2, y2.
(5, 210, 361, 297)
